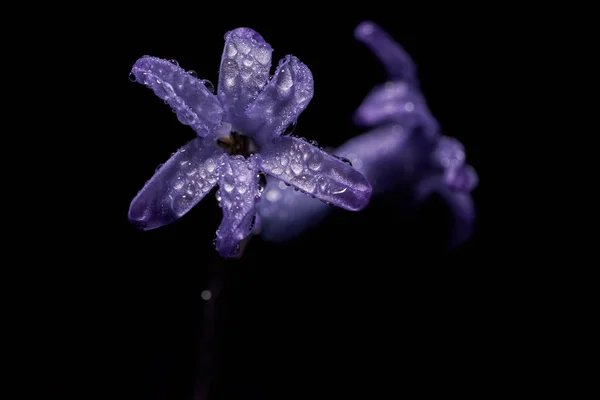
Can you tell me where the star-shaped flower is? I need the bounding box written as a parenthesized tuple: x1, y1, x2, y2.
(257, 22, 478, 247)
(128, 28, 372, 258)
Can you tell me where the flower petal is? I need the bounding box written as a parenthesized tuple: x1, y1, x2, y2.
(432, 136, 466, 171)
(217, 28, 273, 126)
(257, 177, 330, 242)
(354, 82, 439, 138)
(354, 21, 418, 84)
(215, 155, 260, 258)
(245, 55, 314, 140)
(259, 137, 372, 211)
(334, 124, 436, 195)
(446, 164, 479, 192)
(129, 138, 224, 230)
(131, 56, 224, 137)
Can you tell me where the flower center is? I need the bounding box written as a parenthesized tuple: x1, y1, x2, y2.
(216, 132, 258, 158)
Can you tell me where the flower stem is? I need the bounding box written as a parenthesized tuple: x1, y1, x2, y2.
(193, 255, 227, 400)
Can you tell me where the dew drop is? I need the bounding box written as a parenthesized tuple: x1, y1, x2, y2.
(202, 79, 215, 93)
(285, 182, 291, 186)
(340, 157, 353, 167)
(257, 173, 267, 196)
(282, 121, 297, 136)
(188, 70, 198, 78)
(309, 140, 318, 146)
(169, 59, 179, 66)
(155, 163, 164, 172)
(294, 187, 299, 191)
(215, 190, 222, 202)
(212, 238, 217, 246)
(128, 72, 136, 82)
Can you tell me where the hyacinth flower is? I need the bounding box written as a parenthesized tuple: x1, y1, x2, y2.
(127, 28, 372, 258)
(257, 21, 478, 246)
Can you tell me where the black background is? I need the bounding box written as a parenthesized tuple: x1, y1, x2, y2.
(44, 4, 495, 399)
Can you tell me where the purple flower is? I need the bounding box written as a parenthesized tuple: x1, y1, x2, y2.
(128, 27, 372, 258)
(258, 22, 478, 246)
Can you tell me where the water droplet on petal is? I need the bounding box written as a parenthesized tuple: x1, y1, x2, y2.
(155, 163, 164, 172)
(282, 121, 297, 136)
(257, 173, 267, 196)
(188, 70, 198, 78)
(202, 79, 215, 93)
(309, 140, 318, 146)
(169, 59, 179, 66)
(215, 190, 222, 202)
(128, 72, 136, 82)
(340, 157, 353, 167)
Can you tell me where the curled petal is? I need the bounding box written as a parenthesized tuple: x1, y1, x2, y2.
(260, 137, 372, 211)
(354, 82, 439, 138)
(246, 55, 314, 140)
(129, 139, 224, 230)
(446, 164, 479, 192)
(258, 177, 330, 242)
(131, 56, 224, 137)
(433, 136, 466, 169)
(215, 155, 260, 258)
(354, 21, 418, 84)
(334, 124, 436, 195)
(217, 28, 273, 126)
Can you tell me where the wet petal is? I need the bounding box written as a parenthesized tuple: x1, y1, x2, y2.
(355, 21, 418, 84)
(354, 82, 439, 138)
(257, 177, 330, 242)
(129, 138, 224, 230)
(260, 137, 372, 211)
(245, 55, 314, 140)
(131, 56, 224, 137)
(217, 28, 272, 125)
(215, 155, 260, 258)
(334, 124, 435, 195)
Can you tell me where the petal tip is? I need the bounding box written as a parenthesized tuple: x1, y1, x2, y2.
(224, 27, 269, 48)
(354, 21, 378, 40)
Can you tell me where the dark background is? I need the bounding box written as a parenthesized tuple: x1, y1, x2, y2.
(45, 4, 495, 399)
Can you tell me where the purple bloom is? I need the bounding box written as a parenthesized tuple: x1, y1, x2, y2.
(258, 22, 478, 246)
(128, 27, 372, 258)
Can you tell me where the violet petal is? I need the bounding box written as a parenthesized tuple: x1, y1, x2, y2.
(129, 138, 224, 230)
(334, 123, 434, 194)
(246, 55, 314, 141)
(260, 137, 372, 211)
(353, 82, 439, 137)
(215, 155, 260, 258)
(259, 177, 330, 242)
(354, 21, 418, 84)
(217, 28, 272, 126)
(131, 56, 224, 137)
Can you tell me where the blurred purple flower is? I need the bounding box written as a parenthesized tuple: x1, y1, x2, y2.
(258, 21, 478, 247)
(128, 27, 372, 258)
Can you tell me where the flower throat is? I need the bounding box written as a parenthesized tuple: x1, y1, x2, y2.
(216, 132, 258, 158)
